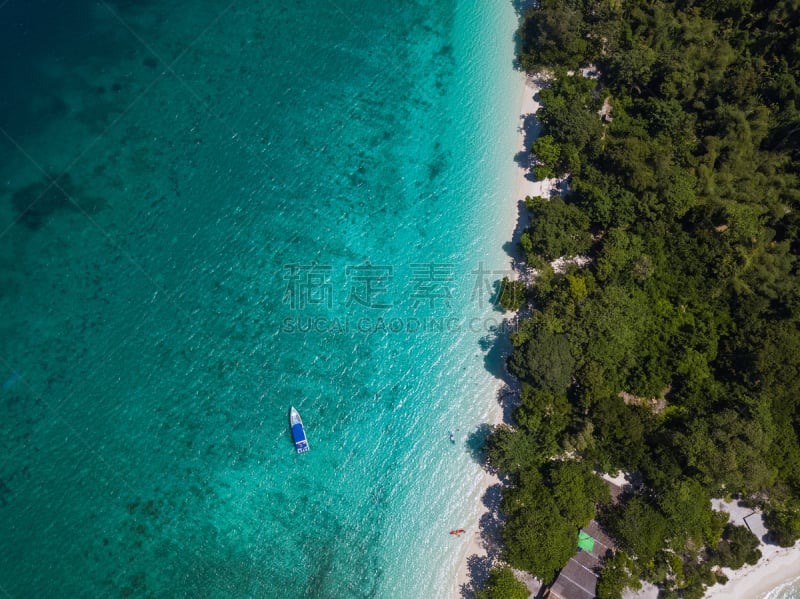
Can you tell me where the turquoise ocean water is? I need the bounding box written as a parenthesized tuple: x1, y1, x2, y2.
(765, 578, 800, 599)
(0, 1, 523, 597)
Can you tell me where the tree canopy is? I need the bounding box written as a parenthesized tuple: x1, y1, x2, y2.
(481, 0, 800, 596)
(474, 566, 529, 599)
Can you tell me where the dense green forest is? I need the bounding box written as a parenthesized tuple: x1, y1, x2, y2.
(484, 0, 800, 597)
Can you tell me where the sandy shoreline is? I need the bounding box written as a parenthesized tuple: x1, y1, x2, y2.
(451, 71, 549, 598)
(703, 540, 800, 599)
(701, 500, 800, 598)
(513, 73, 553, 210)
(451, 445, 502, 596)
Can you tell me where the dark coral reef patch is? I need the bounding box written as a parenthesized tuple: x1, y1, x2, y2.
(10, 173, 107, 229)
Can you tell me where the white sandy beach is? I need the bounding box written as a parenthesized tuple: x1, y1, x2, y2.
(451, 71, 551, 598)
(704, 541, 800, 599)
(451, 451, 502, 595)
(514, 74, 551, 206)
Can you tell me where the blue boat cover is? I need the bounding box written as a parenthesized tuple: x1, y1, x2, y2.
(292, 423, 307, 443)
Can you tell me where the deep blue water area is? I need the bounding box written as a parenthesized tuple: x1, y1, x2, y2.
(0, 1, 522, 596)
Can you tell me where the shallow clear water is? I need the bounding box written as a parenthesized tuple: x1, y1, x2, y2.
(0, 1, 522, 596)
(765, 578, 800, 599)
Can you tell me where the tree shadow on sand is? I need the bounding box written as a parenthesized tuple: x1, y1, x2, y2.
(459, 483, 506, 598)
(461, 388, 525, 595)
(509, 0, 538, 68)
(465, 423, 492, 468)
(513, 112, 542, 178)
(512, 73, 549, 178)
(478, 317, 516, 384)
(511, 0, 536, 17)
(502, 199, 531, 265)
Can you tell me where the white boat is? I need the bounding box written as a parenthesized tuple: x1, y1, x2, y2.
(289, 407, 309, 454)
